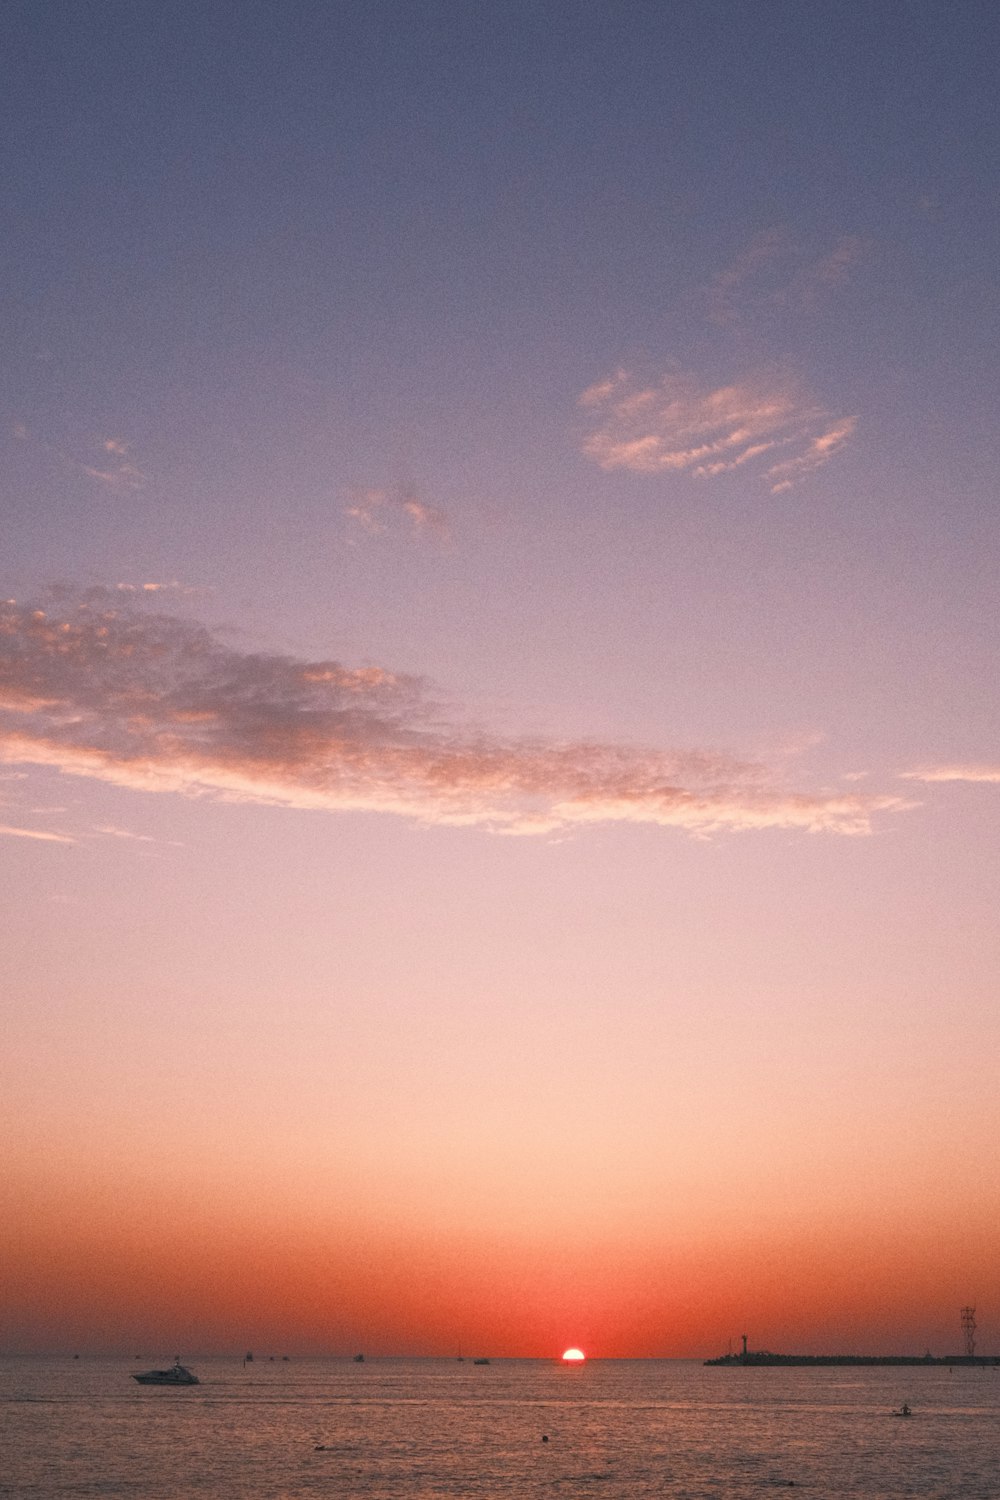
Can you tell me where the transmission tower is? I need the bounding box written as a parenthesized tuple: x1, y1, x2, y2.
(961, 1306, 976, 1358)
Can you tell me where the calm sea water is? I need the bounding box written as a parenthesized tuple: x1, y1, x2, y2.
(2, 1356, 998, 1499)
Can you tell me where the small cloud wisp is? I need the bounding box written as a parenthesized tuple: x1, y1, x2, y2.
(0, 592, 908, 838)
(81, 438, 147, 493)
(345, 485, 448, 539)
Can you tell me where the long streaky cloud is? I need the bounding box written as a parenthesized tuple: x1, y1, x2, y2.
(580, 369, 855, 492)
(901, 764, 1000, 784)
(0, 592, 909, 838)
(0, 823, 74, 843)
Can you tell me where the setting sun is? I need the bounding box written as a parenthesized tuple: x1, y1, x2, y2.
(562, 1348, 586, 1362)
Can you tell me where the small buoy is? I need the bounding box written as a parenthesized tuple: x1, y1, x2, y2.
(541, 1434, 549, 1443)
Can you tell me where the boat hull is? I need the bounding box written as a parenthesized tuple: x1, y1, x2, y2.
(133, 1365, 199, 1386)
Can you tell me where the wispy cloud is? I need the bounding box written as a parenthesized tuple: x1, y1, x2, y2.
(0, 823, 74, 844)
(10, 422, 149, 492)
(580, 370, 856, 493)
(765, 417, 857, 494)
(0, 591, 910, 839)
(115, 581, 196, 596)
(81, 437, 146, 493)
(704, 230, 867, 328)
(345, 485, 449, 539)
(901, 764, 1000, 785)
(804, 236, 867, 293)
(703, 227, 795, 328)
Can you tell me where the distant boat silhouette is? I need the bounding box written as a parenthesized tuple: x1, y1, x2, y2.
(354, 1353, 365, 1362)
(473, 1358, 490, 1365)
(133, 1360, 199, 1386)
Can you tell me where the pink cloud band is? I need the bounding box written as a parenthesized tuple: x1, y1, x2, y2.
(0, 591, 907, 838)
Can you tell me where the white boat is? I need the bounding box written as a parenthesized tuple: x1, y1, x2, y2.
(133, 1360, 199, 1386)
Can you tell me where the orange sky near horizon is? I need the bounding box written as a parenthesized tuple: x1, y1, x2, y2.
(6, 1104, 995, 1358)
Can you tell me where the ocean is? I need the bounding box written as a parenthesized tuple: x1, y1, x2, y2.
(2, 1355, 998, 1498)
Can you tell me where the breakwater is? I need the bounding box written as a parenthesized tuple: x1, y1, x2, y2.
(705, 1351, 1000, 1367)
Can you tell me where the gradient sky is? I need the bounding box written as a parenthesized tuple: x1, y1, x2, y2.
(3, 1, 999, 1359)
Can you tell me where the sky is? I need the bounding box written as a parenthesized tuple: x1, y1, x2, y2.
(2, 0, 999, 1359)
